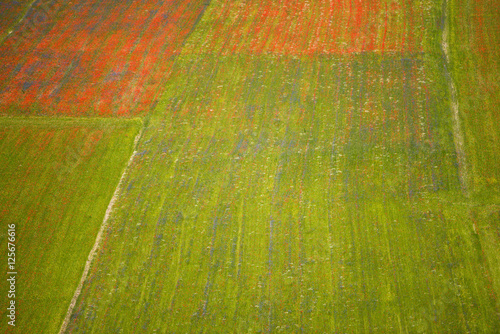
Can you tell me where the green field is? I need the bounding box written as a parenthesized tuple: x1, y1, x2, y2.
(448, 0, 500, 199)
(0, 117, 141, 333)
(448, 0, 500, 315)
(0, 0, 499, 332)
(65, 56, 498, 333)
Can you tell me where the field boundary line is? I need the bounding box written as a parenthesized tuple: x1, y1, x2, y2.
(441, 0, 470, 196)
(58, 125, 144, 334)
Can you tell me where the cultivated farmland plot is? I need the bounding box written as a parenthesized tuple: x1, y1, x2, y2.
(65, 53, 499, 332)
(0, 117, 141, 333)
(0, 0, 499, 333)
(0, 0, 209, 116)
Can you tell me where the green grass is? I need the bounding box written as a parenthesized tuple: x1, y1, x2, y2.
(65, 53, 499, 333)
(448, 0, 500, 314)
(448, 0, 500, 200)
(0, 117, 141, 333)
(0, 0, 498, 332)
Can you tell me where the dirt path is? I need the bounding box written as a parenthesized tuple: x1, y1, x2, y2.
(58, 126, 144, 334)
(441, 0, 470, 196)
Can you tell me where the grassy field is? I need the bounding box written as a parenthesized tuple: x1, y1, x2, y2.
(0, 0, 498, 332)
(0, 117, 141, 333)
(66, 55, 499, 334)
(448, 0, 500, 317)
(448, 0, 500, 200)
(62, 0, 499, 332)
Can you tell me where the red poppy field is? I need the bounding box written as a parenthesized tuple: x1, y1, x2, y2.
(0, 0, 209, 116)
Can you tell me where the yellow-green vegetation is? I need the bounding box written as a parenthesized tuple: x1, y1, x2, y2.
(60, 0, 500, 331)
(448, 0, 500, 200)
(0, 117, 141, 334)
(0, 0, 499, 332)
(66, 52, 499, 332)
(448, 0, 500, 313)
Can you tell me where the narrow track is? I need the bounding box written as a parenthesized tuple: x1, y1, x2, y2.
(441, 0, 470, 196)
(58, 126, 144, 334)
